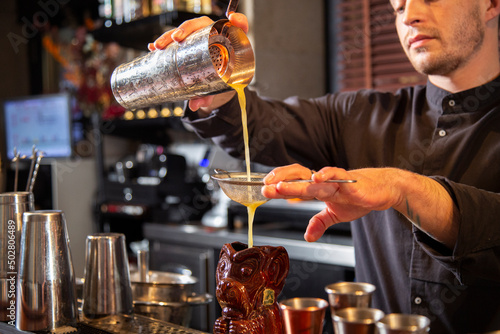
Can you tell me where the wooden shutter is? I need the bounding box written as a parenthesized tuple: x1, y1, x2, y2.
(336, 0, 426, 92)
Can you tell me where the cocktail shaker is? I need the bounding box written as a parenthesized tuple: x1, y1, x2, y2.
(16, 210, 78, 332)
(111, 19, 255, 110)
(82, 233, 134, 320)
(0, 192, 34, 323)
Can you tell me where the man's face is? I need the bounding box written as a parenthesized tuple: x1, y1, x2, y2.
(392, 0, 485, 76)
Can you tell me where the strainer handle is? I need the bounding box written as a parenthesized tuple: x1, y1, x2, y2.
(226, 0, 239, 18)
(214, 168, 231, 177)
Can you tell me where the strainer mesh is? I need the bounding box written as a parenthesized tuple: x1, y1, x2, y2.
(209, 43, 229, 76)
(212, 173, 269, 206)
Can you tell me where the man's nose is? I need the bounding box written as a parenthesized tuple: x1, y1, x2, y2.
(402, 0, 425, 26)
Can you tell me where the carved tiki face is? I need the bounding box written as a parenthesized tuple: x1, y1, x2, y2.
(215, 242, 289, 320)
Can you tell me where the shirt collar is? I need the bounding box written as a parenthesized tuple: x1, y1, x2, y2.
(426, 74, 500, 114)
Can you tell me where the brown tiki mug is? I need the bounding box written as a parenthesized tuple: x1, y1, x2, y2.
(214, 242, 290, 334)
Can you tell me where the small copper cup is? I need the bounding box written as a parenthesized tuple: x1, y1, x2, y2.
(280, 297, 329, 334)
(333, 307, 385, 334)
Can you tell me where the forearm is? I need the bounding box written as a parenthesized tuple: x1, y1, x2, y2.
(392, 170, 459, 249)
(185, 89, 346, 169)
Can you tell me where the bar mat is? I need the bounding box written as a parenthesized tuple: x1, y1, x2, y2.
(84, 314, 208, 334)
(1, 315, 208, 334)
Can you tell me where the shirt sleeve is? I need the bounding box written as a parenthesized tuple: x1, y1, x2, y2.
(182, 88, 353, 170)
(414, 176, 500, 285)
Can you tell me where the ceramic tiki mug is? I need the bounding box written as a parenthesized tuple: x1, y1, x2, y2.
(214, 242, 289, 334)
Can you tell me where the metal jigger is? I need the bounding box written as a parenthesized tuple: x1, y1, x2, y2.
(111, 19, 255, 110)
(16, 210, 78, 332)
(0, 192, 34, 323)
(325, 282, 376, 316)
(376, 314, 431, 334)
(333, 307, 385, 334)
(81, 233, 134, 320)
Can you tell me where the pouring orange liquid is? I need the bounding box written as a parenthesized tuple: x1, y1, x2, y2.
(229, 83, 266, 248)
(230, 83, 252, 182)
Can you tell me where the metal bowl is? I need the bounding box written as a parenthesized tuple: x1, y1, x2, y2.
(130, 271, 212, 327)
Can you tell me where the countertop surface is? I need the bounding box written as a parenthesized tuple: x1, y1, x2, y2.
(143, 222, 355, 268)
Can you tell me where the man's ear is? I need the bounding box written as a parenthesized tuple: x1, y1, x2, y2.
(485, 0, 500, 23)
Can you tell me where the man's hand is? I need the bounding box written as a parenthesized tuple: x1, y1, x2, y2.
(262, 164, 400, 241)
(148, 13, 248, 51)
(262, 163, 458, 248)
(147, 14, 249, 113)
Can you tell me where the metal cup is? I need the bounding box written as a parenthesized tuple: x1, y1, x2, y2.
(325, 282, 376, 317)
(279, 297, 329, 334)
(111, 19, 255, 110)
(82, 233, 133, 320)
(16, 210, 78, 332)
(333, 307, 385, 334)
(0, 192, 34, 322)
(376, 314, 431, 334)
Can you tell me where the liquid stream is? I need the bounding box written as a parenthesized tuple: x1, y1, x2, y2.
(229, 83, 265, 248)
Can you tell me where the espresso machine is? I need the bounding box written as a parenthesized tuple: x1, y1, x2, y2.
(96, 141, 213, 248)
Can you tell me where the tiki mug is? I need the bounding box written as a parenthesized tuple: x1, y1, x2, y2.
(214, 242, 289, 334)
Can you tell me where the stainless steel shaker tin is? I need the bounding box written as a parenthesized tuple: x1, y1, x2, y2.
(16, 210, 78, 333)
(82, 233, 134, 320)
(111, 19, 255, 110)
(0, 192, 34, 323)
(16, 210, 78, 332)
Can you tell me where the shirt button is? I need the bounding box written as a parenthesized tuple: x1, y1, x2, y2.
(439, 129, 447, 137)
(448, 99, 456, 107)
(414, 297, 422, 305)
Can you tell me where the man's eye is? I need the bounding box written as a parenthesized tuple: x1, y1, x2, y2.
(391, 0, 405, 15)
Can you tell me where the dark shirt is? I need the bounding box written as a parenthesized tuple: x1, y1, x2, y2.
(183, 76, 500, 333)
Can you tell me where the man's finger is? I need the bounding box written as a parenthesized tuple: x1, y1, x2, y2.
(152, 30, 175, 50)
(264, 164, 312, 184)
(171, 16, 215, 42)
(151, 16, 215, 50)
(305, 208, 338, 242)
(227, 13, 249, 33)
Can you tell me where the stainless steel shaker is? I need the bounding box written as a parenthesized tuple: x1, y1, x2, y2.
(111, 19, 255, 110)
(16, 210, 78, 332)
(0, 192, 34, 323)
(82, 233, 134, 320)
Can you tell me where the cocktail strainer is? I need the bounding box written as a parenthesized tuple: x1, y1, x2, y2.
(211, 171, 269, 206)
(211, 169, 357, 206)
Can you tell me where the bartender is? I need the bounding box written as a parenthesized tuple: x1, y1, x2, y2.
(149, 0, 500, 333)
